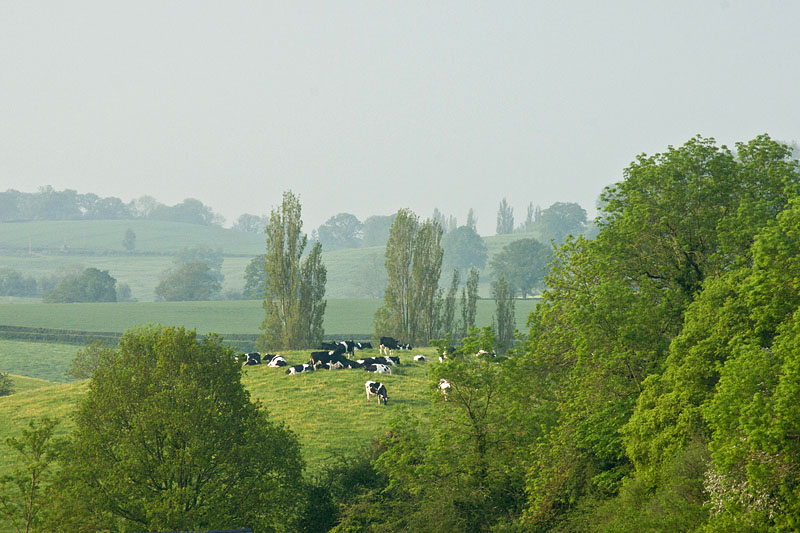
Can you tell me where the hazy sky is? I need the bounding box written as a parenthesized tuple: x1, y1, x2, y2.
(2, 1, 798, 235)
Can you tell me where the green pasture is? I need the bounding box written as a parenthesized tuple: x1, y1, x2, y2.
(0, 347, 438, 489)
(0, 219, 263, 256)
(0, 298, 537, 344)
(0, 340, 78, 382)
(0, 219, 544, 300)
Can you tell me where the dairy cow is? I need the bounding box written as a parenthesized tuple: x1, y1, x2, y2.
(365, 381, 388, 405)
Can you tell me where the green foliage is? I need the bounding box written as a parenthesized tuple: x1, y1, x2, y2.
(361, 214, 397, 247)
(374, 209, 443, 345)
(317, 213, 363, 250)
(492, 276, 515, 353)
(122, 228, 136, 252)
(51, 325, 305, 531)
(459, 268, 480, 339)
(42, 267, 117, 303)
(441, 225, 488, 276)
(0, 372, 12, 397)
(489, 237, 551, 298)
(260, 191, 327, 349)
(533, 202, 587, 244)
(67, 340, 116, 380)
(0, 268, 39, 297)
(496, 197, 514, 235)
(154, 261, 222, 301)
(0, 418, 59, 533)
(243, 254, 267, 299)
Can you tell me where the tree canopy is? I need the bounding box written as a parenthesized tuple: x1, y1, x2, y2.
(489, 237, 551, 298)
(42, 267, 117, 303)
(51, 325, 306, 531)
(441, 225, 487, 276)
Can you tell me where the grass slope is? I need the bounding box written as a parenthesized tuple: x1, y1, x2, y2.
(0, 347, 437, 486)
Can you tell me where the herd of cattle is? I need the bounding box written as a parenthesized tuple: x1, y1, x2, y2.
(237, 336, 498, 407)
(237, 337, 414, 406)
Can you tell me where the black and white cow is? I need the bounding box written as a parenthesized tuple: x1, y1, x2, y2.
(310, 351, 351, 370)
(357, 356, 398, 367)
(439, 378, 451, 398)
(364, 363, 392, 374)
(267, 354, 287, 367)
(365, 381, 388, 405)
(242, 352, 262, 366)
(285, 363, 315, 375)
(475, 349, 497, 358)
(379, 337, 412, 355)
(413, 354, 427, 362)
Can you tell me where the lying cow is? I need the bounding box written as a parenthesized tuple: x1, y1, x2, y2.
(413, 354, 427, 362)
(365, 381, 388, 405)
(242, 352, 262, 366)
(357, 356, 399, 367)
(285, 363, 315, 375)
(379, 336, 412, 355)
(267, 354, 287, 367)
(364, 363, 392, 374)
(310, 351, 351, 370)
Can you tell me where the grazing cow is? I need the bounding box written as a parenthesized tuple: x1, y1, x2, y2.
(267, 354, 287, 367)
(364, 363, 392, 374)
(285, 363, 315, 375)
(243, 352, 262, 366)
(413, 354, 427, 362)
(439, 378, 451, 398)
(365, 381, 389, 405)
(379, 337, 412, 355)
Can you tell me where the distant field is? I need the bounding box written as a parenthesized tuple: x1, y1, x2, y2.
(0, 340, 80, 382)
(0, 298, 538, 340)
(0, 219, 546, 300)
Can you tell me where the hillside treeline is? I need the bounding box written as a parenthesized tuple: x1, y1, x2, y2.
(0, 186, 221, 225)
(327, 134, 800, 531)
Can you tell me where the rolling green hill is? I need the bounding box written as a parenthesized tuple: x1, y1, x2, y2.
(0, 219, 544, 301)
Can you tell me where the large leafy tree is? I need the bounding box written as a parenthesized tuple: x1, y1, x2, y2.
(441, 225, 487, 276)
(260, 191, 327, 349)
(50, 325, 305, 532)
(43, 267, 117, 303)
(374, 209, 443, 345)
(534, 202, 587, 244)
(489, 237, 551, 298)
(317, 213, 363, 250)
(154, 261, 221, 301)
(514, 135, 800, 530)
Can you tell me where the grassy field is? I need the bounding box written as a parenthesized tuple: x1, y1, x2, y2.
(0, 298, 537, 345)
(0, 347, 438, 483)
(0, 219, 544, 300)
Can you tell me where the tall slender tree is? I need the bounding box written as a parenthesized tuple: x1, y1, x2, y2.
(459, 268, 480, 339)
(374, 209, 443, 345)
(259, 191, 326, 349)
(492, 275, 516, 353)
(496, 198, 514, 235)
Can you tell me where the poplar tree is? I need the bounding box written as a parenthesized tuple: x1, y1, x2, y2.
(374, 209, 443, 345)
(260, 191, 326, 349)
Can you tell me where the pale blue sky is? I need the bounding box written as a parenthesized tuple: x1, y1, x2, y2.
(1, 1, 798, 235)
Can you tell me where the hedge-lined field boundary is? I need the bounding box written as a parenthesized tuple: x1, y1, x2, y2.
(0, 325, 372, 353)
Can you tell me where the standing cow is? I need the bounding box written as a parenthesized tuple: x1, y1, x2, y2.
(365, 381, 389, 405)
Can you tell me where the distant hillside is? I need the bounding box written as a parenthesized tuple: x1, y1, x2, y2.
(0, 220, 544, 300)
